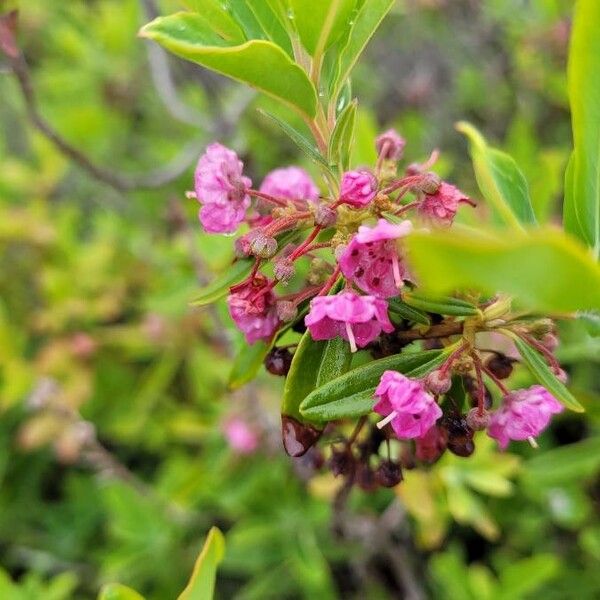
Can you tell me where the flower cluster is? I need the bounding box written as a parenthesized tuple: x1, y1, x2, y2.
(190, 129, 569, 487)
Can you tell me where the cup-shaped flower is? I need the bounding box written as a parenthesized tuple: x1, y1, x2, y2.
(418, 182, 470, 227)
(259, 166, 319, 202)
(487, 385, 563, 450)
(374, 371, 443, 439)
(194, 143, 252, 233)
(339, 219, 412, 297)
(339, 170, 378, 207)
(304, 291, 394, 352)
(227, 276, 279, 344)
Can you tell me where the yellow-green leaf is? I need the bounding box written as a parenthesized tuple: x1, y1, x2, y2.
(406, 226, 600, 313)
(98, 583, 145, 600)
(178, 527, 225, 600)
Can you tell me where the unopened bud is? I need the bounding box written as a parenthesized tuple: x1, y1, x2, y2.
(235, 230, 259, 257)
(274, 258, 295, 284)
(314, 204, 337, 228)
(554, 368, 568, 384)
(466, 408, 490, 431)
(250, 234, 277, 258)
(424, 369, 451, 395)
(541, 333, 559, 352)
(528, 318, 555, 337)
(276, 300, 298, 322)
(375, 129, 406, 161)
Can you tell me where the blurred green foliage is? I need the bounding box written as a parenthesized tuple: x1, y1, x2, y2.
(0, 0, 598, 598)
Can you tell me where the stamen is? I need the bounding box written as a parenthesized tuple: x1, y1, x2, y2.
(376, 411, 398, 429)
(527, 436, 539, 449)
(345, 322, 358, 353)
(185, 191, 197, 200)
(391, 253, 402, 288)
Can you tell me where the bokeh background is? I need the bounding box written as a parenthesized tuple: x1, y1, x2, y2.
(1, 0, 599, 598)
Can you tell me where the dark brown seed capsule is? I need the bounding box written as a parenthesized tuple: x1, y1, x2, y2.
(356, 463, 378, 491)
(264, 347, 293, 376)
(376, 460, 403, 488)
(441, 414, 475, 458)
(486, 353, 515, 380)
(281, 415, 323, 457)
(415, 425, 448, 464)
(329, 448, 355, 477)
(447, 439, 475, 457)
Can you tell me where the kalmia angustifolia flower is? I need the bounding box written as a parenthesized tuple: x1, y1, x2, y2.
(339, 170, 378, 207)
(227, 275, 279, 344)
(339, 219, 412, 297)
(259, 166, 319, 203)
(305, 292, 394, 352)
(374, 371, 442, 439)
(193, 143, 252, 233)
(487, 385, 563, 449)
(187, 129, 573, 491)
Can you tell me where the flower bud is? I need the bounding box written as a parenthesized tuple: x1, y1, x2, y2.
(375, 129, 406, 161)
(554, 368, 568, 384)
(375, 460, 403, 488)
(541, 333, 559, 352)
(273, 258, 295, 284)
(466, 407, 490, 431)
(250, 234, 278, 258)
(264, 347, 293, 376)
(486, 353, 514, 380)
(276, 300, 298, 322)
(339, 170, 378, 207)
(314, 204, 337, 228)
(235, 230, 260, 258)
(424, 369, 451, 395)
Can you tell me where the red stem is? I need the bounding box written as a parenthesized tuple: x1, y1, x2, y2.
(318, 265, 341, 296)
(288, 226, 323, 261)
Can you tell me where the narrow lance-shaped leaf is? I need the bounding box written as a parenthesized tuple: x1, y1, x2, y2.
(456, 122, 536, 228)
(565, 0, 600, 257)
(406, 226, 600, 313)
(178, 527, 225, 600)
(328, 98, 357, 171)
(402, 293, 480, 317)
(511, 336, 584, 413)
(140, 12, 318, 119)
(282, 331, 352, 422)
(300, 349, 448, 422)
(331, 0, 395, 101)
(228, 340, 271, 390)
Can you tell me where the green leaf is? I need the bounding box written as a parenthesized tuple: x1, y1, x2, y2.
(300, 349, 447, 421)
(328, 99, 357, 171)
(282, 332, 353, 421)
(522, 436, 600, 487)
(140, 13, 318, 119)
(331, 0, 395, 100)
(511, 336, 584, 412)
(246, 0, 293, 56)
(387, 298, 431, 326)
(289, 0, 356, 56)
(179, 1, 246, 43)
(190, 258, 253, 307)
(497, 555, 559, 600)
(178, 527, 225, 600)
(565, 0, 600, 257)
(259, 110, 332, 172)
(228, 340, 271, 390)
(402, 293, 480, 317)
(98, 584, 145, 600)
(406, 226, 600, 313)
(456, 122, 536, 228)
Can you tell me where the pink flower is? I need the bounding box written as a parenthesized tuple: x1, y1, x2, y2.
(374, 371, 443, 439)
(339, 219, 412, 297)
(305, 291, 394, 352)
(339, 170, 378, 207)
(376, 129, 406, 161)
(227, 276, 279, 344)
(223, 418, 259, 454)
(487, 385, 563, 450)
(259, 166, 319, 202)
(418, 182, 470, 227)
(194, 143, 252, 233)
